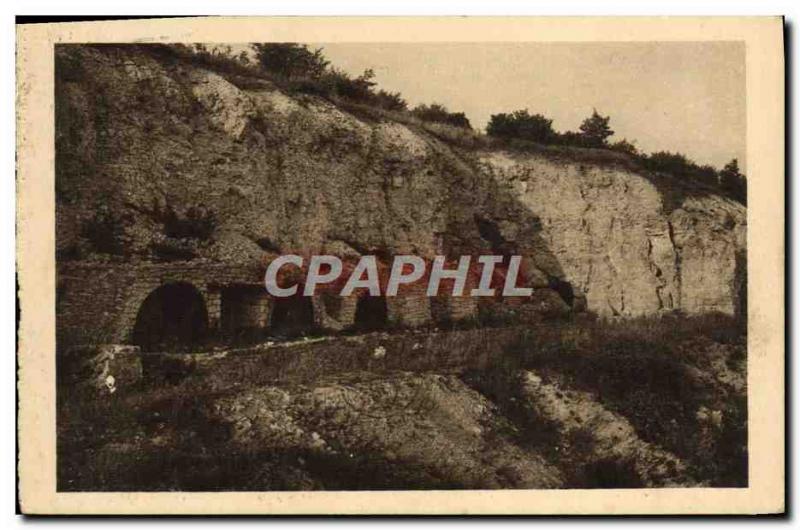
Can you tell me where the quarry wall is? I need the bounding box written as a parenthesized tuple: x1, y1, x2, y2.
(55, 44, 747, 349)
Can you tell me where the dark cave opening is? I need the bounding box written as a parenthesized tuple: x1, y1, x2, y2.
(270, 295, 316, 337)
(353, 295, 389, 331)
(548, 276, 576, 308)
(131, 282, 209, 352)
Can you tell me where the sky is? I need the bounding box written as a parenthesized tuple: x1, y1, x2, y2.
(312, 42, 745, 169)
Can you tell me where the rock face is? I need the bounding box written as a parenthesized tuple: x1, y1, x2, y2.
(478, 153, 747, 316)
(56, 44, 746, 318)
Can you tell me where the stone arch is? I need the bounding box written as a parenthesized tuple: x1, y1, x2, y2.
(131, 282, 209, 352)
(353, 295, 388, 331)
(269, 295, 315, 337)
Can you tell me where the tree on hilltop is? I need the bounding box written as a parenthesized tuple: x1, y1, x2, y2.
(251, 43, 329, 79)
(578, 109, 614, 147)
(719, 158, 747, 205)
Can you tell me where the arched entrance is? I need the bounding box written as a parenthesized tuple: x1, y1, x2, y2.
(269, 295, 315, 338)
(132, 282, 209, 352)
(353, 295, 388, 331)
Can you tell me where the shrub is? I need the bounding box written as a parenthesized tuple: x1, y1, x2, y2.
(324, 68, 377, 102)
(644, 151, 694, 175)
(644, 151, 722, 189)
(373, 89, 407, 112)
(608, 138, 639, 156)
(290, 68, 409, 112)
(163, 44, 259, 79)
(81, 206, 132, 256)
(411, 103, 472, 129)
(289, 77, 333, 98)
(251, 43, 329, 79)
(486, 110, 555, 143)
(556, 130, 593, 148)
(694, 164, 721, 188)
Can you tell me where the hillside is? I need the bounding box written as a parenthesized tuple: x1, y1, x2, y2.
(58, 316, 746, 490)
(54, 44, 749, 492)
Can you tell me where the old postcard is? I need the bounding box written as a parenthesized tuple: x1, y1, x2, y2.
(16, 16, 784, 514)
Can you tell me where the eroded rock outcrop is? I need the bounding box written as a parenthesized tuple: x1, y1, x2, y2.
(207, 372, 564, 489)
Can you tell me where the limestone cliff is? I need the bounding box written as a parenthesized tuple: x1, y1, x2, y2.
(56, 44, 746, 318)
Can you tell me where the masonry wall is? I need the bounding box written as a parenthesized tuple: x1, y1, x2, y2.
(387, 283, 432, 327)
(57, 262, 262, 348)
(315, 293, 359, 331)
(58, 261, 493, 349)
(221, 286, 271, 332)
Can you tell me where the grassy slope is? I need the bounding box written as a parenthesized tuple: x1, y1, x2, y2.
(58, 314, 746, 491)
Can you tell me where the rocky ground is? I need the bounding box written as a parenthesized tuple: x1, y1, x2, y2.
(57, 315, 747, 491)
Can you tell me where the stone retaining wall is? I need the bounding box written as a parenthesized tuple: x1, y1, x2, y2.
(58, 261, 504, 349)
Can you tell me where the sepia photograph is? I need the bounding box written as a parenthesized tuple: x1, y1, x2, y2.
(15, 16, 785, 515)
